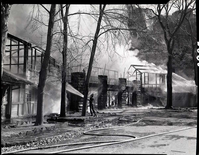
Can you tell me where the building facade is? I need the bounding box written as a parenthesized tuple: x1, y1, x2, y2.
(1, 33, 61, 123)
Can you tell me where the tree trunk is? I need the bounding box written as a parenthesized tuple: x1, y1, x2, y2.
(60, 5, 69, 117)
(191, 46, 198, 86)
(81, 35, 98, 116)
(186, 15, 197, 86)
(82, 5, 106, 116)
(60, 46, 67, 117)
(165, 45, 173, 109)
(191, 45, 198, 106)
(1, 4, 11, 78)
(35, 4, 56, 126)
(1, 6, 11, 140)
(155, 3, 195, 109)
(82, 85, 89, 116)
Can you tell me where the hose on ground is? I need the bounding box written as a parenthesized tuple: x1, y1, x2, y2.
(83, 132, 136, 138)
(2, 140, 119, 154)
(2, 118, 142, 154)
(50, 126, 196, 154)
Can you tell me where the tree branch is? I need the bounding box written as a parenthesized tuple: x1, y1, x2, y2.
(40, 4, 50, 14)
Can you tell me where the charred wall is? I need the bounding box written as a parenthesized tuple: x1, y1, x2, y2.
(97, 75, 108, 110)
(118, 78, 127, 108)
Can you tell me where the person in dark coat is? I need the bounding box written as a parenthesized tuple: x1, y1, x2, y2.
(89, 93, 97, 117)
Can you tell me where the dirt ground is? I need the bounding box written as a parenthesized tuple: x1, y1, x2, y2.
(1, 105, 197, 153)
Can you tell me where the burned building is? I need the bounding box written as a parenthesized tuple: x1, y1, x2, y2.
(1, 33, 83, 123)
(127, 64, 197, 107)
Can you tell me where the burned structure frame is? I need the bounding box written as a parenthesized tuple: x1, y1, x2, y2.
(127, 64, 166, 105)
(1, 33, 61, 122)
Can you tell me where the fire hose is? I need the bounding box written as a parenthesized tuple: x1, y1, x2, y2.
(50, 125, 196, 154)
(2, 118, 141, 154)
(2, 118, 196, 154)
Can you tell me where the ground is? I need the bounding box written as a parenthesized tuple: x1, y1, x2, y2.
(1, 104, 197, 154)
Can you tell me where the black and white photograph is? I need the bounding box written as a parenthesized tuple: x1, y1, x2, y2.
(1, 2, 198, 154)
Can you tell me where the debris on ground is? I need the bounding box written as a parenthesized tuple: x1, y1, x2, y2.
(1, 106, 197, 154)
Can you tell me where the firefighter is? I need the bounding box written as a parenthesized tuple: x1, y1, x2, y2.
(89, 93, 97, 117)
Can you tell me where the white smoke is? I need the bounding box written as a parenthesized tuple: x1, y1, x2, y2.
(7, 5, 196, 111)
(43, 82, 61, 115)
(103, 44, 196, 95)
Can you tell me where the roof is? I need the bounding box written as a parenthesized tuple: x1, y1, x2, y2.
(128, 64, 167, 74)
(2, 69, 36, 86)
(2, 70, 84, 98)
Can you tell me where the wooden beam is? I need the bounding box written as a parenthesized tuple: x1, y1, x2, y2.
(8, 33, 30, 45)
(131, 64, 145, 67)
(34, 49, 37, 76)
(6, 44, 24, 46)
(10, 38, 12, 70)
(8, 55, 42, 58)
(17, 104, 19, 116)
(23, 43, 28, 74)
(22, 84, 26, 115)
(41, 53, 43, 64)
(134, 68, 148, 70)
(6, 85, 12, 119)
(136, 70, 137, 81)
(31, 45, 33, 71)
(140, 72, 142, 91)
(4, 63, 24, 65)
(155, 73, 157, 88)
(17, 41, 20, 73)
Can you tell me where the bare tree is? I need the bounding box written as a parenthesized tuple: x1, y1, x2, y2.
(127, 4, 196, 79)
(153, 0, 195, 109)
(1, 4, 12, 146)
(184, 10, 197, 86)
(71, 5, 144, 116)
(185, 11, 198, 108)
(82, 4, 106, 116)
(59, 4, 70, 117)
(28, 4, 153, 117)
(1, 3, 12, 120)
(177, 7, 197, 106)
(35, 4, 56, 125)
(1, 4, 11, 78)
(52, 5, 94, 115)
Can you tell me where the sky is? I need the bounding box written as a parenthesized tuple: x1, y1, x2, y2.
(8, 4, 166, 80)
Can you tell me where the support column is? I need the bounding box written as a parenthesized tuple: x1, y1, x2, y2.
(97, 75, 107, 110)
(23, 43, 29, 76)
(127, 87, 132, 105)
(70, 72, 85, 112)
(6, 85, 12, 119)
(118, 78, 126, 108)
(22, 84, 27, 115)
